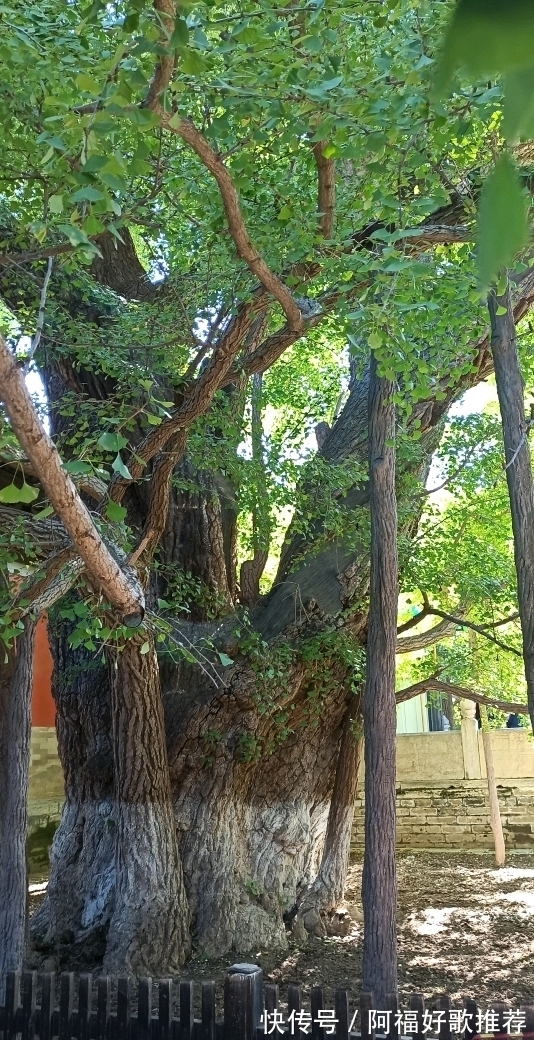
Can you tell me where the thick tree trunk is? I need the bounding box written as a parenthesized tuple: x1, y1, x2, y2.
(104, 634, 190, 973)
(361, 356, 398, 1005)
(0, 619, 37, 979)
(33, 633, 348, 962)
(293, 695, 362, 939)
(30, 629, 116, 967)
(489, 286, 534, 734)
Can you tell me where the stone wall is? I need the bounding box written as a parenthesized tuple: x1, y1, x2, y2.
(351, 709, 534, 852)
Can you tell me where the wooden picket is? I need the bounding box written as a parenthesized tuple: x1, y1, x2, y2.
(1, 969, 534, 1040)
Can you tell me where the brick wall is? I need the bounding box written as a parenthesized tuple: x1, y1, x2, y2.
(351, 778, 534, 852)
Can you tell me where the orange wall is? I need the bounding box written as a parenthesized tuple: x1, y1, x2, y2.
(31, 616, 55, 727)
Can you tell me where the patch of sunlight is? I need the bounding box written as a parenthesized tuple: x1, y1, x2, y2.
(407, 906, 493, 936)
(490, 868, 534, 882)
(501, 890, 534, 909)
(407, 907, 456, 935)
(28, 882, 48, 894)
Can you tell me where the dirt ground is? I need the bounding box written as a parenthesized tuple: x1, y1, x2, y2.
(28, 852, 534, 1007)
(185, 853, 534, 1006)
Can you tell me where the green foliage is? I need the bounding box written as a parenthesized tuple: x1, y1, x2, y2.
(436, 0, 534, 91)
(476, 155, 529, 290)
(436, 0, 534, 287)
(0, 0, 531, 723)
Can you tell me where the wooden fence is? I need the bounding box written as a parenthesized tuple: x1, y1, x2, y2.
(2, 968, 534, 1040)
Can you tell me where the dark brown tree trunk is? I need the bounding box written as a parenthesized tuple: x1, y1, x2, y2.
(104, 634, 190, 973)
(361, 355, 398, 1005)
(0, 619, 37, 980)
(489, 285, 534, 733)
(30, 627, 115, 967)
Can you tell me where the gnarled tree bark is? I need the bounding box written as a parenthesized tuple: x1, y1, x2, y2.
(0, 619, 37, 980)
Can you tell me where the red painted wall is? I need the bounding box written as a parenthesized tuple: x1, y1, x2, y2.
(31, 616, 55, 727)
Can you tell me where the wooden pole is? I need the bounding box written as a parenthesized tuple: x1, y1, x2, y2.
(479, 703, 506, 868)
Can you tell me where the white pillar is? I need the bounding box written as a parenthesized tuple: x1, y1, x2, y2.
(461, 700, 482, 779)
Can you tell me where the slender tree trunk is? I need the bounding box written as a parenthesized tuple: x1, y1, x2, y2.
(0, 618, 37, 980)
(362, 355, 398, 1005)
(489, 286, 534, 733)
(479, 705, 505, 868)
(103, 634, 191, 974)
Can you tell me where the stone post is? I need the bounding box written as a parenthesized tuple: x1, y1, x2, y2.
(460, 700, 482, 779)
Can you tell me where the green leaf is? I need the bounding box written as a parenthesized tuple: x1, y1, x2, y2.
(140, 641, 150, 655)
(58, 224, 95, 249)
(49, 194, 64, 214)
(368, 332, 383, 349)
(33, 504, 54, 518)
(218, 652, 234, 667)
(170, 18, 189, 48)
(63, 460, 94, 475)
(503, 65, 534, 142)
(111, 453, 132, 480)
(70, 186, 105, 203)
(75, 72, 101, 93)
(0, 481, 39, 503)
(97, 431, 128, 452)
(435, 0, 534, 96)
(476, 154, 529, 289)
(98, 172, 128, 193)
(0, 483, 26, 503)
(82, 155, 109, 173)
(145, 412, 163, 425)
(105, 499, 127, 522)
(180, 49, 206, 76)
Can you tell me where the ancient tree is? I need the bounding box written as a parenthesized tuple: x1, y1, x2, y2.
(1, 0, 534, 988)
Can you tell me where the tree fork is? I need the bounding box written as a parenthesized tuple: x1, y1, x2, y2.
(361, 354, 398, 1005)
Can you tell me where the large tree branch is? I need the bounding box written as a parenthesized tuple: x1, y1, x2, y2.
(160, 114, 303, 332)
(396, 615, 460, 653)
(396, 595, 521, 655)
(147, 0, 306, 333)
(0, 335, 144, 623)
(109, 300, 262, 500)
(396, 676, 528, 716)
(420, 606, 521, 657)
(145, 8, 302, 333)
